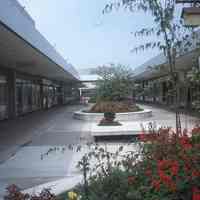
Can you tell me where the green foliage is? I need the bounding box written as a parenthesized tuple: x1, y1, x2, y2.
(76, 127, 200, 200)
(88, 95, 97, 103)
(92, 64, 134, 102)
(187, 67, 200, 111)
(104, 112, 115, 120)
(80, 169, 129, 200)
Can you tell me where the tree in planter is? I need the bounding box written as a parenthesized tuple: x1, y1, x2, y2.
(89, 64, 138, 113)
(92, 64, 134, 102)
(103, 0, 200, 133)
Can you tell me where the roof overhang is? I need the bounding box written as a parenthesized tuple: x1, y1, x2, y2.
(134, 48, 200, 81)
(0, 21, 79, 83)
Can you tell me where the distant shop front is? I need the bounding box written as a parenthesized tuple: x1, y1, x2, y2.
(0, 68, 76, 121)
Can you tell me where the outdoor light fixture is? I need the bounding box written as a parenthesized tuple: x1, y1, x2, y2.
(176, 0, 200, 26)
(176, 0, 200, 3)
(181, 7, 200, 26)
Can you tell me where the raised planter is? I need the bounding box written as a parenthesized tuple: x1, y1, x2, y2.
(73, 109, 152, 122)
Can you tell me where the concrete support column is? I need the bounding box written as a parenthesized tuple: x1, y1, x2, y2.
(58, 84, 64, 105)
(62, 82, 73, 105)
(40, 83, 44, 109)
(7, 70, 16, 119)
(142, 81, 145, 102)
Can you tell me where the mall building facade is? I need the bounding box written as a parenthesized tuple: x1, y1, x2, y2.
(133, 32, 200, 110)
(0, 0, 80, 120)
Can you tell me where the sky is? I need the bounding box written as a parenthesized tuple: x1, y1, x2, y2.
(18, 0, 161, 70)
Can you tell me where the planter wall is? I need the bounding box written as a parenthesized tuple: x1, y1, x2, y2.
(73, 109, 152, 122)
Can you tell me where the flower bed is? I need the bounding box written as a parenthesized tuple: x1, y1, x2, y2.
(88, 101, 143, 113)
(76, 126, 200, 200)
(98, 112, 122, 126)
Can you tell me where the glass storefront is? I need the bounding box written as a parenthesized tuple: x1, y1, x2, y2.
(16, 79, 41, 116)
(0, 74, 63, 119)
(0, 75, 8, 120)
(43, 84, 61, 108)
(42, 79, 61, 108)
(32, 84, 41, 111)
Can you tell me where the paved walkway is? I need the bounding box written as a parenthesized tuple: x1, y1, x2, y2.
(138, 104, 199, 130)
(0, 105, 92, 198)
(0, 105, 91, 163)
(0, 104, 199, 198)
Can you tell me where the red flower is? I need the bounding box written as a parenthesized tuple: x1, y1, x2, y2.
(192, 126, 200, 135)
(193, 187, 200, 200)
(128, 176, 135, 185)
(170, 160, 179, 176)
(184, 163, 191, 173)
(158, 160, 170, 170)
(193, 187, 200, 193)
(193, 193, 200, 200)
(158, 170, 177, 192)
(139, 133, 146, 141)
(145, 169, 152, 177)
(192, 170, 200, 178)
(179, 135, 192, 150)
(159, 172, 172, 185)
(151, 179, 160, 191)
(157, 159, 179, 178)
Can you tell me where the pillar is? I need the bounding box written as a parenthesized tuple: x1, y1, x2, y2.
(7, 69, 16, 119)
(40, 82, 44, 109)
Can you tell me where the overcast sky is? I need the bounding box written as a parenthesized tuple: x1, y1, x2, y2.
(18, 0, 161, 70)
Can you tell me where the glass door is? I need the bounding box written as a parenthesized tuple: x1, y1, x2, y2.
(16, 79, 23, 116)
(0, 75, 8, 120)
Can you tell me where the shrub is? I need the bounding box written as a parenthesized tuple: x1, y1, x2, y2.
(89, 101, 142, 113)
(104, 112, 115, 121)
(88, 96, 97, 103)
(77, 126, 200, 200)
(4, 185, 56, 200)
(92, 64, 134, 102)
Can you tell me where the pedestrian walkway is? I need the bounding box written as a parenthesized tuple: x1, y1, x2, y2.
(0, 105, 91, 163)
(138, 104, 199, 130)
(0, 105, 92, 199)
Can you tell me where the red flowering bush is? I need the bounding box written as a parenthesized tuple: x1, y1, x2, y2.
(77, 125, 200, 200)
(130, 126, 200, 200)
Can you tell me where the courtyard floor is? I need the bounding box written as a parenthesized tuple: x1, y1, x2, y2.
(0, 104, 199, 198)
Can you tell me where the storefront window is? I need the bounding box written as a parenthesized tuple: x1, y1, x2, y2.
(16, 79, 41, 115)
(0, 75, 8, 120)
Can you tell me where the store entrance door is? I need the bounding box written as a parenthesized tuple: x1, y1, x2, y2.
(0, 75, 8, 120)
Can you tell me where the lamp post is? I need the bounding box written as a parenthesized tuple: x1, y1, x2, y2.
(176, 0, 200, 26)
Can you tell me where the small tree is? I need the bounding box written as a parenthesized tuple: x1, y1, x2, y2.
(103, 0, 200, 133)
(92, 64, 134, 102)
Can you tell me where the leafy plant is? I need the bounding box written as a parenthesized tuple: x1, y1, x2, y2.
(92, 64, 134, 102)
(187, 67, 200, 112)
(104, 112, 116, 121)
(76, 126, 200, 200)
(89, 101, 142, 113)
(4, 185, 56, 200)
